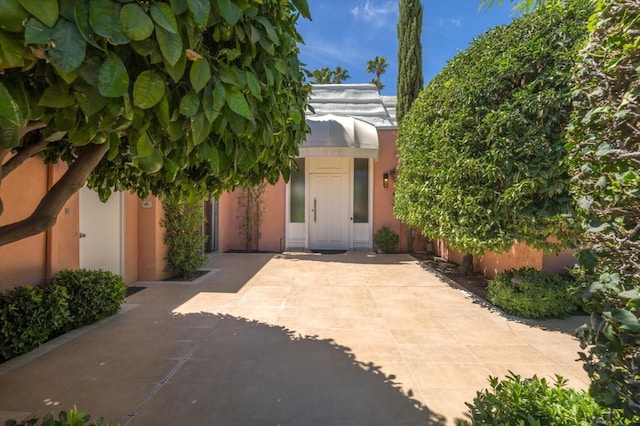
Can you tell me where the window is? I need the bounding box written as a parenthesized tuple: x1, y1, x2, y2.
(353, 158, 369, 223)
(290, 158, 305, 223)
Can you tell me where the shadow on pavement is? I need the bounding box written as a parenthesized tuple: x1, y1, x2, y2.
(127, 312, 450, 425)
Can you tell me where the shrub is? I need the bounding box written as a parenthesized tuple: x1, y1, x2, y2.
(374, 226, 400, 253)
(487, 268, 579, 318)
(460, 372, 610, 425)
(6, 406, 106, 425)
(161, 197, 207, 279)
(52, 269, 126, 329)
(0, 284, 70, 361)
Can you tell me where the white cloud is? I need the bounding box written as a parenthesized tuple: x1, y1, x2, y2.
(351, 1, 397, 26)
(449, 18, 462, 27)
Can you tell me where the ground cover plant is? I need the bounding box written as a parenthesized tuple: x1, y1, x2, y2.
(460, 372, 624, 425)
(487, 268, 579, 318)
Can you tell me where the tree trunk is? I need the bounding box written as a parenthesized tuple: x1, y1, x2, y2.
(457, 254, 474, 275)
(0, 143, 108, 246)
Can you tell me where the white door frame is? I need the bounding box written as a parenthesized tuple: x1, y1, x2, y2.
(308, 172, 350, 250)
(79, 187, 125, 275)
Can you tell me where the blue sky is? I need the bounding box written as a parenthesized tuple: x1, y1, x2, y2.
(296, 1, 520, 95)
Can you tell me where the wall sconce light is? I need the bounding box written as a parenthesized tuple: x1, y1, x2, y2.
(383, 172, 389, 188)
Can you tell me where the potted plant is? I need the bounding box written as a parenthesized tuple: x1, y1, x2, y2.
(374, 226, 399, 253)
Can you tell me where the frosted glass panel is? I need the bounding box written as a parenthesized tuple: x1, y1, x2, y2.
(353, 158, 368, 223)
(290, 158, 305, 223)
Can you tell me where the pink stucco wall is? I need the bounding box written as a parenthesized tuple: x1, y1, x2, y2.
(374, 129, 408, 252)
(218, 181, 285, 252)
(124, 192, 139, 283)
(137, 196, 170, 281)
(47, 162, 80, 280)
(0, 159, 79, 290)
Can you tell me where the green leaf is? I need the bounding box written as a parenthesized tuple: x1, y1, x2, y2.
(292, 0, 311, 20)
(255, 17, 279, 45)
(0, 82, 20, 126)
(89, 0, 130, 45)
(0, 31, 25, 68)
(120, 3, 154, 41)
(245, 71, 262, 100)
(74, 0, 102, 50)
(225, 87, 251, 119)
(288, 108, 302, 123)
(164, 51, 186, 82)
(155, 95, 170, 128)
(216, 0, 241, 26)
(187, 0, 210, 28)
(24, 18, 53, 44)
(610, 308, 640, 331)
(136, 131, 154, 156)
(133, 71, 165, 109)
(155, 25, 182, 66)
(68, 122, 97, 146)
(189, 59, 211, 93)
(201, 83, 215, 122)
(169, 0, 188, 15)
(74, 83, 108, 117)
(191, 111, 211, 145)
(150, 3, 178, 34)
(179, 91, 200, 117)
(46, 19, 87, 73)
(18, 0, 59, 28)
(38, 84, 75, 108)
(0, 125, 20, 149)
(213, 80, 225, 111)
(97, 52, 129, 97)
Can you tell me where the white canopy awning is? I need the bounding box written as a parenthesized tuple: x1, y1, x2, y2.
(299, 114, 379, 159)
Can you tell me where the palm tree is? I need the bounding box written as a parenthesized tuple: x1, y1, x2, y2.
(366, 56, 389, 92)
(307, 67, 333, 83)
(332, 66, 350, 83)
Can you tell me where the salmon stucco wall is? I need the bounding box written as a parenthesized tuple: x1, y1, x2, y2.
(137, 196, 170, 281)
(124, 192, 139, 283)
(543, 249, 576, 274)
(374, 129, 408, 252)
(0, 158, 48, 290)
(475, 242, 544, 278)
(46, 162, 80, 281)
(218, 181, 285, 252)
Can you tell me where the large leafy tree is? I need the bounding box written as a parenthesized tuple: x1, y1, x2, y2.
(0, 0, 311, 247)
(394, 1, 591, 272)
(396, 0, 423, 123)
(567, 0, 640, 418)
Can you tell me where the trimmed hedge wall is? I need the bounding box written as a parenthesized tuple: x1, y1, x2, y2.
(0, 269, 126, 362)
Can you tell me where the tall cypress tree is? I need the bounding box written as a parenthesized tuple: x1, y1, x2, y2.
(397, 0, 424, 123)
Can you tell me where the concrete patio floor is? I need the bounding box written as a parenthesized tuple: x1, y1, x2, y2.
(0, 252, 589, 425)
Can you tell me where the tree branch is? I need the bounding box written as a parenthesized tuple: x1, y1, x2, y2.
(19, 120, 47, 140)
(2, 137, 51, 177)
(0, 143, 109, 247)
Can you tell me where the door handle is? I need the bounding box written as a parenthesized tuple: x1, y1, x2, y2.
(314, 198, 317, 223)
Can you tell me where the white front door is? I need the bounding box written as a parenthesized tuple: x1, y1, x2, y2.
(79, 187, 123, 274)
(309, 173, 350, 250)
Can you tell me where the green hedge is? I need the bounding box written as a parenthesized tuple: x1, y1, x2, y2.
(487, 268, 579, 318)
(0, 284, 71, 361)
(52, 269, 126, 330)
(0, 269, 126, 362)
(460, 372, 617, 425)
